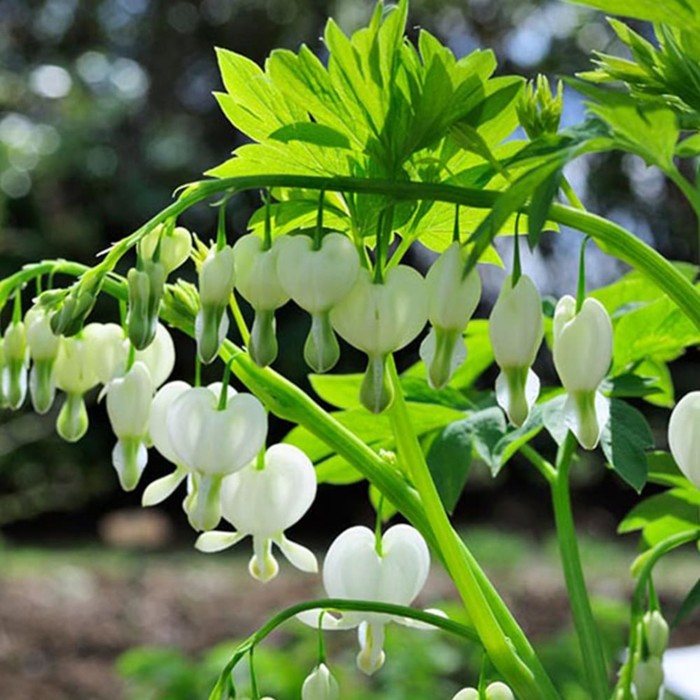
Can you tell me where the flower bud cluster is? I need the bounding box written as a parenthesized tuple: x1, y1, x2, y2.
(629, 610, 669, 700)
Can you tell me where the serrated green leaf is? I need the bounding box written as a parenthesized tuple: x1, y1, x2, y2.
(601, 399, 653, 492)
(426, 421, 473, 513)
(672, 578, 700, 628)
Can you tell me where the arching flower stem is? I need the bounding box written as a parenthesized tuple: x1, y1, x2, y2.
(208, 599, 479, 700)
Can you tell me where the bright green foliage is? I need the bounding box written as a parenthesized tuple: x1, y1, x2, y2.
(579, 18, 700, 129)
(209, 0, 527, 252)
(566, 0, 700, 31)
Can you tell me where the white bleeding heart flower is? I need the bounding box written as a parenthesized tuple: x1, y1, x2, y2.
(195, 444, 317, 582)
(105, 361, 154, 491)
(25, 307, 60, 414)
(196, 245, 235, 364)
(233, 234, 289, 367)
(53, 324, 106, 442)
(2, 320, 28, 410)
(489, 274, 544, 427)
(668, 390, 700, 488)
(419, 243, 481, 390)
(138, 223, 192, 274)
(553, 295, 612, 450)
(331, 266, 427, 412)
(301, 663, 340, 700)
(277, 233, 360, 373)
(163, 383, 267, 531)
(299, 524, 431, 675)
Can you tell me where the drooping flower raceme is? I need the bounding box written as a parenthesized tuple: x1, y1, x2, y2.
(233, 234, 289, 367)
(668, 390, 700, 487)
(552, 295, 612, 449)
(196, 444, 317, 581)
(196, 245, 236, 363)
(301, 663, 340, 700)
(148, 381, 268, 531)
(331, 266, 428, 413)
(419, 242, 481, 390)
(276, 233, 360, 373)
(489, 274, 544, 426)
(299, 524, 431, 675)
(25, 307, 61, 414)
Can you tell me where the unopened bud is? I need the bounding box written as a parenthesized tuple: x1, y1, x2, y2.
(301, 663, 339, 700)
(643, 610, 670, 658)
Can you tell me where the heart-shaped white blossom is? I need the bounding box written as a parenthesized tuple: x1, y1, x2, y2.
(196, 444, 317, 582)
(668, 390, 700, 487)
(299, 524, 431, 675)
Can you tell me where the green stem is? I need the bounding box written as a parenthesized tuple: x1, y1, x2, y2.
(551, 432, 609, 697)
(666, 165, 700, 258)
(519, 444, 556, 484)
(561, 177, 585, 211)
(615, 529, 700, 699)
(209, 599, 479, 700)
(385, 358, 558, 700)
(65, 175, 700, 332)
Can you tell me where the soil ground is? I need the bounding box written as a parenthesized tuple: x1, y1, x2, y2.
(0, 527, 697, 700)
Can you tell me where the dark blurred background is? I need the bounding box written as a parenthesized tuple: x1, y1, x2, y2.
(2, 0, 697, 544)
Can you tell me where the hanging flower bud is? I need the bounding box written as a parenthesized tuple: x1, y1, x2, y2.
(485, 682, 515, 700)
(643, 610, 670, 658)
(127, 260, 166, 350)
(299, 524, 431, 675)
(301, 663, 340, 700)
(452, 690, 478, 700)
(137, 223, 192, 274)
(668, 391, 700, 487)
(419, 243, 481, 390)
(2, 321, 28, 409)
(553, 296, 612, 449)
(50, 285, 97, 337)
(105, 361, 154, 491)
(196, 444, 317, 581)
(277, 233, 360, 373)
(233, 234, 289, 367)
(331, 266, 427, 413)
(25, 307, 61, 414)
(53, 323, 106, 441)
(633, 657, 664, 700)
(196, 245, 235, 363)
(489, 274, 544, 426)
(0, 340, 7, 408)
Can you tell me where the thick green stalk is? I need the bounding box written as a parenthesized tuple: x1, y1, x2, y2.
(385, 359, 559, 700)
(551, 433, 609, 697)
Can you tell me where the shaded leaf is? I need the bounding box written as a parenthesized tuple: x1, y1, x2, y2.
(426, 421, 473, 513)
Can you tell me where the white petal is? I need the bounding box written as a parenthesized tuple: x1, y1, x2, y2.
(142, 467, 188, 507)
(249, 536, 279, 582)
(395, 607, 447, 630)
(195, 530, 246, 553)
(564, 390, 610, 450)
(149, 380, 191, 464)
(356, 621, 386, 675)
(135, 324, 175, 387)
(668, 391, 700, 486)
(296, 609, 351, 630)
(106, 362, 154, 438)
(379, 524, 431, 606)
(275, 534, 318, 573)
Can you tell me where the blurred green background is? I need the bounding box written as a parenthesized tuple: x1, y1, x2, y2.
(0, 1, 698, 698)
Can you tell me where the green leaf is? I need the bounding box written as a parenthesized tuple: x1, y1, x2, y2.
(563, 0, 700, 31)
(612, 294, 700, 370)
(269, 123, 352, 149)
(675, 132, 700, 157)
(672, 578, 700, 628)
(528, 167, 562, 248)
(618, 488, 700, 546)
(600, 399, 653, 492)
(602, 373, 664, 400)
(542, 394, 569, 445)
(646, 450, 692, 489)
(309, 373, 363, 410)
(426, 421, 473, 513)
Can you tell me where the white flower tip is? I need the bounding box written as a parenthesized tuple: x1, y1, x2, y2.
(277, 536, 318, 573)
(249, 550, 279, 582)
(195, 530, 243, 553)
(356, 647, 385, 676)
